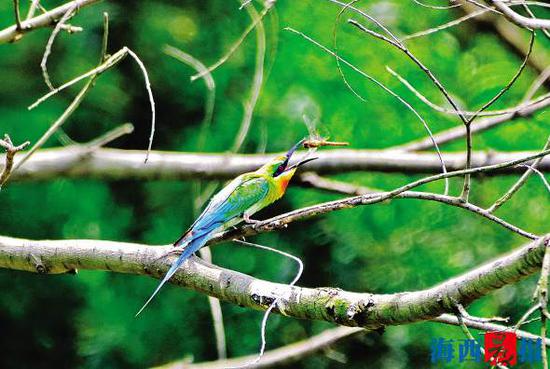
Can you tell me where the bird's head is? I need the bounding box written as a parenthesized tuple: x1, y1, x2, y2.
(259, 139, 317, 192)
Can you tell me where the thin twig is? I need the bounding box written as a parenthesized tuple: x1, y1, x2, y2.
(298, 172, 537, 239)
(347, 14, 532, 202)
(190, 3, 273, 82)
(405, 1, 549, 41)
(40, 2, 79, 90)
(519, 164, 550, 193)
(26, 0, 41, 20)
(29, 45, 155, 163)
(14, 0, 22, 31)
(0, 135, 30, 189)
(164, 45, 216, 150)
(229, 239, 304, 369)
(516, 303, 542, 330)
(464, 0, 502, 14)
(99, 12, 109, 63)
(466, 31, 535, 121)
(404, 9, 488, 40)
(198, 247, 227, 360)
(522, 2, 550, 39)
(153, 326, 363, 369)
(459, 30, 534, 202)
(28, 48, 128, 110)
(232, 2, 266, 152)
(347, 18, 467, 124)
(326, 0, 402, 44)
(392, 96, 550, 151)
(346, 9, 531, 202)
(456, 303, 509, 323)
(412, 0, 462, 10)
(488, 137, 550, 213)
(85, 123, 134, 150)
(13, 12, 114, 175)
(435, 313, 550, 345)
(386, 67, 550, 118)
(455, 305, 508, 369)
(284, 27, 450, 195)
(524, 67, 550, 102)
(333, 0, 366, 102)
(15, 77, 97, 175)
(0, 0, 99, 43)
(124, 48, 156, 163)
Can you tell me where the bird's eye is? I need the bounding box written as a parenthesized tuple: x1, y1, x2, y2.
(274, 162, 286, 177)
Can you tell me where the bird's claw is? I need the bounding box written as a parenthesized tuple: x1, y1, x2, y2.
(243, 214, 261, 229)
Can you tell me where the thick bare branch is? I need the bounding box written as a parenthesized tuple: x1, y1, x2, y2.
(0, 234, 548, 330)
(213, 148, 550, 243)
(3, 147, 550, 183)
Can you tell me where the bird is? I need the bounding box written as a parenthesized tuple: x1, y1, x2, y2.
(135, 139, 316, 316)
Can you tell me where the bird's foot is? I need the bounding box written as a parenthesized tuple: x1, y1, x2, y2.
(243, 214, 261, 229)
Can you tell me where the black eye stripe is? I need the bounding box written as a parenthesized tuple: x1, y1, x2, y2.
(274, 161, 287, 177)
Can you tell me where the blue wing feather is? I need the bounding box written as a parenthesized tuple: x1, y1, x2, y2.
(175, 176, 269, 246)
(136, 175, 269, 316)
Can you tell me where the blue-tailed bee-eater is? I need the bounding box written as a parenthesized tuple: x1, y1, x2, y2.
(136, 140, 315, 316)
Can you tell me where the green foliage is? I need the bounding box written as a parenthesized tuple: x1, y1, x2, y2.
(0, 1, 549, 368)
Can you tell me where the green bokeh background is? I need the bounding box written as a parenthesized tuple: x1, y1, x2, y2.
(0, 1, 549, 368)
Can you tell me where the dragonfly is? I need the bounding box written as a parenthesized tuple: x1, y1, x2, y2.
(301, 114, 349, 150)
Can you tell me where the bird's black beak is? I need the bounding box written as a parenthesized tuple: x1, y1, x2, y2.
(278, 139, 305, 172)
(285, 139, 305, 160)
(287, 156, 318, 171)
(283, 139, 317, 171)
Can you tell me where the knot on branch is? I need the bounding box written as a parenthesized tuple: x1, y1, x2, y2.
(251, 293, 278, 310)
(347, 298, 375, 326)
(320, 288, 376, 326)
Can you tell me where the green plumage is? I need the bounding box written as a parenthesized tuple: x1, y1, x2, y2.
(136, 140, 312, 316)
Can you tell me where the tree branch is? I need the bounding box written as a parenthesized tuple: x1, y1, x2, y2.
(0, 0, 101, 44)
(0, 234, 548, 330)
(156, 312, 550, 369)
(211, 148, 550, 244)
(491, 1, 550, 30)
(459, 1, 550, 76)
(0, 134, 30, 188)
(298, 172, 537, 239)
(154, 327, 363, 369)
(394, 90, 550, 151)
(3, 147, 550, 183)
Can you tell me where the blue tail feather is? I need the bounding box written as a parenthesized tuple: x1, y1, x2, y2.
(135, 234, 209, 317)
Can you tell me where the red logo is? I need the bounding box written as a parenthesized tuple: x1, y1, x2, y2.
(484, 332, 517, 366)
